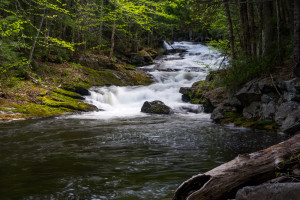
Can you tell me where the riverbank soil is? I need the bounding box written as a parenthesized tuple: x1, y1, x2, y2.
(0, 51, 155, 121)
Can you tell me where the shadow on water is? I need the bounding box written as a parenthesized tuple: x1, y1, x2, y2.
(0, 115, 288, 200)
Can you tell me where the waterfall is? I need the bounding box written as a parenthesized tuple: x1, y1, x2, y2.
(75, 42, 226, 119)
(163, 41, 173, 50)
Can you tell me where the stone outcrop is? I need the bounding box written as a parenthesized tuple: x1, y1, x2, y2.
(180, 75, 300, 134)
(234, 78, 300, 133)
(141, 100, 171, 114)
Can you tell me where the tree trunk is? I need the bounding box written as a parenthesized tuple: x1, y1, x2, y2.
(289, 0, 295, 35)
(294, 0, 300, 77)
(263, 0, 274, 56)
(109, 18, 116, 59)
(257, 0, 263, 57)
(239, 0, 250, 56)
(248, 0, 256, 57)
(224, 0, 235, 59)
(99, 0, 104, 51)
(276, 0, 281, 55)
(173, 133, 300, 200)
(28, 8, 46, 65)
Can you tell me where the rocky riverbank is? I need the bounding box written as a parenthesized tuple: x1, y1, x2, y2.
(0, 49, 159, 121)
(180, 71, 300, 134)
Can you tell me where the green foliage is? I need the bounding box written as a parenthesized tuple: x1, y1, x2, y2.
(208, 39, 229, 54)
(221, 56, 276, 88)
(275, 153, 300, 179)
(208, 9, 229, 39)
(0, 40, 29, 77)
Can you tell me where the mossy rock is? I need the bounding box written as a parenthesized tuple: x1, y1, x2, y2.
(220, 111, 280, 131)
(141, 101, 171, 114)
(39, 92, 97, 112)
(52, 88, 85, 100)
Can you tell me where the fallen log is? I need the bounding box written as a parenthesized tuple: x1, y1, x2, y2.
(173, 133, 300, 200)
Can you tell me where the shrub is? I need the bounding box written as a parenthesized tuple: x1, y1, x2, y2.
(221, 56, 276, 88)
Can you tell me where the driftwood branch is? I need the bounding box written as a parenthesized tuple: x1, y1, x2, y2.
(173, 133, 300, 200)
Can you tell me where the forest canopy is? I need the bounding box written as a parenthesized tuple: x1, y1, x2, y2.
(0, 0, 299, 83)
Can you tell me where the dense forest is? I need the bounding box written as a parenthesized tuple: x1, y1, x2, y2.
(0, 0, 299, 82)
(1, 1, 300, 200)
(0, 0, 299, 118)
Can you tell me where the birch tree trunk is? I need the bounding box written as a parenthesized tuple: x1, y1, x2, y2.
(28, 8, 46, 66)
(109, 18, 116, 59)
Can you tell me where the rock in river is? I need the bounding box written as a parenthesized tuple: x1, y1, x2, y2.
(235, 183, 300, 200)
(141, 100, 171, 114)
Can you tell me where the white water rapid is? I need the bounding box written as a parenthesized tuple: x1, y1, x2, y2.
(70, 42, 226, 119)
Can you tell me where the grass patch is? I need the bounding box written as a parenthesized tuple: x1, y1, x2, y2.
(220, 111, 280, 131)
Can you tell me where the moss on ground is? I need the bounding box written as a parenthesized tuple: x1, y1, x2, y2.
(220, 111, 280, 131)
(0, 56, 152, 121)
(39, 90, 96, 112)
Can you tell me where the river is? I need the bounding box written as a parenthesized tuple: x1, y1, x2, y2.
(0, 42, 287, 200)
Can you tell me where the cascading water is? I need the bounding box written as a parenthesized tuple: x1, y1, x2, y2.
(72, 41, 226, 119)
(0, 41, 287, 200)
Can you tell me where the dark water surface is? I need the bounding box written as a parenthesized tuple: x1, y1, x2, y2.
(0, 115, 288, 200)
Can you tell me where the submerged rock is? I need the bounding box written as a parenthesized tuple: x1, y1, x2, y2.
(179, 87, 192, 102)
(166, 49, 188, 54)
(141, 100, 171, 114)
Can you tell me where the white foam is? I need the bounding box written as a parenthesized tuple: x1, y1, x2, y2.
(66, 42, 226, 119)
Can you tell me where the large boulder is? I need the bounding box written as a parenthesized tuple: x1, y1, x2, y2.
(141, 101, 171, 114)
(211, 103, 237, 122)
(62, 86, 91, 96)
(236, 83, 262, 106)
(260, 101, 277, 120)
(242, 101, 261, 119)
(235, 183, 300, 200)
(280, 110, 300, 134)
(258, 80, 277, 94)
(130, 54, 146, 66)
(275, 101, 300, 125)
(204, 87, 227, 108)
(278, 78, 300, 101)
